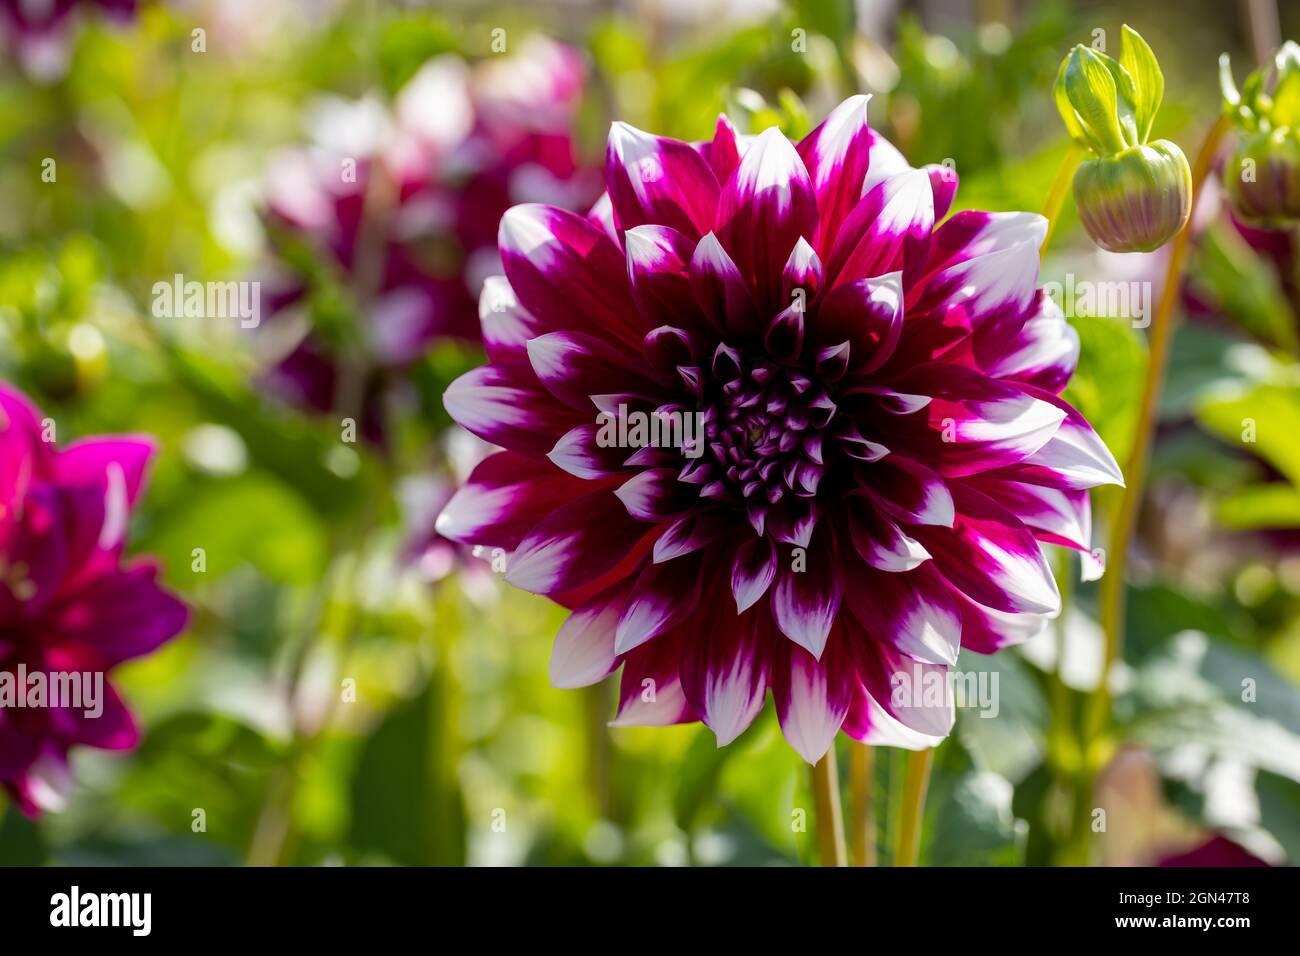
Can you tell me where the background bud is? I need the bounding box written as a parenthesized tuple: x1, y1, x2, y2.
(1221, 43, 1300, 226)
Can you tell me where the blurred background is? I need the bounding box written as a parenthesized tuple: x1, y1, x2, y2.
(1, 0, 1298, 866)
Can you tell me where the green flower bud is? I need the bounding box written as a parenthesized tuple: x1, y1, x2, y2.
(1220, 42, 1300, 226)
(1054, 26, 1191, 252)
(1073, 141, 1192, 253)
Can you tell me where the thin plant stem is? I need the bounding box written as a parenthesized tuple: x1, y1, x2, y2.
(849, 742, 876, 866)
(894, 747, 934, 867)
(1089, 115, 1231, 742)
(1040, 143, 1085, 254)
(810, 745, 848, 867)
(1074, 116, 1232, 864)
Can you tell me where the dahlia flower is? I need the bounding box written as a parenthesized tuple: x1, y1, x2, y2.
(437, 96, 1123, 762)
(260, 38, 596, 442)
(0, 0, 135, 81)
(0, 383, 187, 814)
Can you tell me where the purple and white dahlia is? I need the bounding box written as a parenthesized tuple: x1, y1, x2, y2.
(437, 96, 1123, 762)
(0, 383, 187, 814)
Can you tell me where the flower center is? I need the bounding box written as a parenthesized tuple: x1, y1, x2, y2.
(680, 346, 838, 511)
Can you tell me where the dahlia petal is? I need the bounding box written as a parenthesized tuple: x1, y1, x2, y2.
(843, 561, 961, 666)
(716, 127, 819, 307)
(843, 688, 947, 750)
(999, 387, 1125, 490)
(681, 604, 774, 746)
(606, 122, 720, 239)
(846, 497, 931, 572)
(53, 436, 155, 506)
(689, 231, 760, 339)
(773, 638, 853, 764)
(924, 210, 1048, 276)
(705, 113, 741, 184)
(853, 629, 956, 738)
(612, 632, 698, 726)
(796, 94, 874, 250)
(548, 423, 633, 480)
(857, 455, 955, 527)
(49, 560, 188, 667)
(769, 528, 842, 659)
(882, 365, 1067, 477)
(860, 128, 912, 194)
(444, 365, 583, 455)
(479, 275, 545, 368)
(983, 292, 1079, 394)
(527, 331, 657, 407)
(828, 168, 934, 287)
(815, 271, 903, 373)
(925, 162, 959, 221)
(499, 203, 647, 350)
(57, 683, 139, 750)
(506, 491, 651, 595)
(952, 587, 1050, 654)
(910, 237, 1042, 335)
(651, 506, 735, 563)
(436, 451, 592, 549)
(731, 534, 777, 613)
(970, 476, 1092, 555)
(781, 236, 823, 305)
(616, 554, 703, 654)
(550, 584, 628, 688)
(614, 468, 696, 522)
(625, 224, 709, 331)
(914, 484, 1061, 616)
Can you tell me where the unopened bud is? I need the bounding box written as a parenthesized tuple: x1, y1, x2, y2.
(1054, 26, 1191, 252)
(1073, 141, 1192, 253)
(1221, 43, 1300, 226)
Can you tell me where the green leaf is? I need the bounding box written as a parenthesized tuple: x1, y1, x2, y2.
(1063, 46, 1127, 155)
(1196, 382, 1300, 487)
(1061, 313, 1149, 467)
(349, 678, 465, 866)
(141, 473, 328, 586)
(1217, 483, 1300, 530)
(1053, 53, 1089, 150)
(1255, 771, 1300, 860)
(1271, 41, 1300, 128)
(1092, 48, 1141, 147)
(1119, 25, 1163, 141)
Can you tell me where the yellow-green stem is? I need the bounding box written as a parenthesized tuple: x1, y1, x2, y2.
(810, 746, 847, 867)
(849, 742, 876, 866)
(894, 747, 934, 867)
(1040, 143, 1085, 254)
(1089, 115, 1230, 742)
(1076, 116, 1232, 863)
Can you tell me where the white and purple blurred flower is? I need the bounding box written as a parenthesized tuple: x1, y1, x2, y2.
(0, 0, 136, 81)
(258, 38, 598, 444)
(436, 96, 1123, 762)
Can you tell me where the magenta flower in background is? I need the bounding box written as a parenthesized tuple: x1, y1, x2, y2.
(0, 0, 136, 81)
(259, 38, 597, 442)
(437, 96, 1124, 762)
(0, 383, 187, 815)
